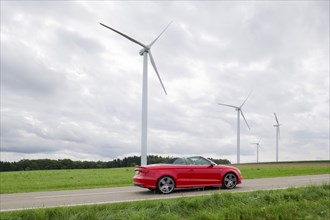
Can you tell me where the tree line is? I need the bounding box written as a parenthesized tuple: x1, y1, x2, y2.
(0, 155, 230, 172)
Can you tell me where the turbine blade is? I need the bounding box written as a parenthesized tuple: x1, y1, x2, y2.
(241, 110, 250, 130)
(274, 112, 279, 125)
(258, 137, 262, 144)
(218, 103, 238, 109)
(240, 90, 253, 108)
(148, 21, 172, 48)
(148, 51, 167, 95)
(100, 23, 147, 48)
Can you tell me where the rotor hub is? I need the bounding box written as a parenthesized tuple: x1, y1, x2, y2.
(139, 47, 149, 56)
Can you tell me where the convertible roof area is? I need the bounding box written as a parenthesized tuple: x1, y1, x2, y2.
(172, 156, 216, 165)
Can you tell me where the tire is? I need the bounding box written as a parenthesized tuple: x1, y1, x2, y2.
(157, 176, 175, 194)
(222, 173, 237, 189)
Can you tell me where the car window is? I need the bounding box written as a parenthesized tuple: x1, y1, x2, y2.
(173, 158, 185, 165)
(185, 158, 194, 165)
(188, 156, 211, 165)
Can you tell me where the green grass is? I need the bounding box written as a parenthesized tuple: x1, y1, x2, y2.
(0, 167, 134, 194)
(0, 161, 329, 194)
(1, 184, 329, 220)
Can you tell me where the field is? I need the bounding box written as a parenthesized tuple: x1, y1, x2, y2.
(0, 161, 329, 194)
(1, 184, 329, 220)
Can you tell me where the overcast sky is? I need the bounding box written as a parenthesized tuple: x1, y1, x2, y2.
(1, 1, 329, 163)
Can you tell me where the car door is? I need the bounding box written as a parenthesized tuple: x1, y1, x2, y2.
(191, 157, 221, 186)
(173, 158, 208, 187)
(188, 165, 221, 186)
(174, 165, 196, 187)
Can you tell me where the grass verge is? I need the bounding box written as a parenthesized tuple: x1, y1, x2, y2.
(1, 184, 329, 220)
(1, 161, 329, 194)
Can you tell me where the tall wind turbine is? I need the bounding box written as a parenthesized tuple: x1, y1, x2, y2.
(100, 22, 171, 166)
(218, 92, 252, 164)
(274, 112, 281, 162)
(251, 137, 262, 163)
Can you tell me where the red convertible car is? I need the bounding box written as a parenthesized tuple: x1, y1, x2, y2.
(133, 156, 242, 194)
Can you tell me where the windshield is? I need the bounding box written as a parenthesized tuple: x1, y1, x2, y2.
(173, 156, 216, 166)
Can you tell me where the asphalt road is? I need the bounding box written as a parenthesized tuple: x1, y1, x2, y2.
(1, 174, 329, 212)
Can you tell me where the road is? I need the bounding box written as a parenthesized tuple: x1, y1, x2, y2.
(1, 174, 329, 212)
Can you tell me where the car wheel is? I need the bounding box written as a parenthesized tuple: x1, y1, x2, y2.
(157, 176, 175, 194)
(222, 173, 237, 189)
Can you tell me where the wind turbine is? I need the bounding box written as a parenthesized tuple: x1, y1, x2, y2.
(274, 112, 281, 162)
(251, 137, 262, 163)
(218, 92, 252, 164)
(100, 22, 171, 166)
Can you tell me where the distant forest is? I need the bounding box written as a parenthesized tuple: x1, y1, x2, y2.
(0, 155, 231, 172)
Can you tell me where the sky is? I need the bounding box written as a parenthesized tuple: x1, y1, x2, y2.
(1, 1, 329, 164)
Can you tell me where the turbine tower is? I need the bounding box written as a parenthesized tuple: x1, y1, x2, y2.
(274, 112, 281, 162)
(218, 92, 252, 164)
(100, 22, 171, 166)
(251, 137, 262, 163)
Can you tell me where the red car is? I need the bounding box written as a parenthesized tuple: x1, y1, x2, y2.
(133, 156, 242, 194)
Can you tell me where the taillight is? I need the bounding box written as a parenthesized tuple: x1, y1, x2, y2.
(135, 168, 149, 175)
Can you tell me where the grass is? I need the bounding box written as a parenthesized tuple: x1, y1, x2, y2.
(0, 168, 134, 194)
(0, 161, 329, 194)
(1, 184, 329, 220)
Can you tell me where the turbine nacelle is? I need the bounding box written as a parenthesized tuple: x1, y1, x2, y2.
(251, 137, 262, 146)
(139, 47, 150, 56)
